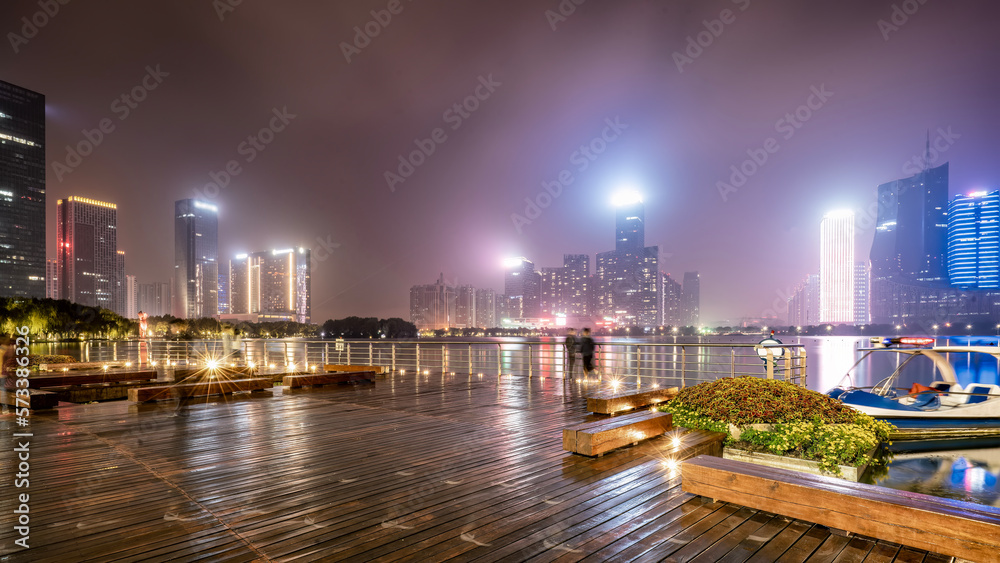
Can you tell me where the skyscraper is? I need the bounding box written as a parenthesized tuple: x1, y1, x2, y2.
(870, 162, 949, 283)
(455, 285, 477, 328)
(224, 248, 311, 322)
(474, 288, 497, 328)
(662, 273, 682, 326)
(174, 199, 219, 318)
(56, 196, 120, 309)
(125, 274, 138, 319)
(614, 192, 645, 252)
(854, 262, 869, 324)
(410, 274, 456, 330)
(562, 254, 589, 316)
(218, 260, 231, 315)
(138, 282, 170, 316)
(821, 210, 855, 323)
(115, 250, 126, 315)
(596, 194, 660, 327)
(788, 274, 821, 326)
(0, 80, 45, 299)
(947, 190, 1000, 289)
(681, 271, 700, 327)
(45, 259, 57, 299)
(503, 257, 538, 319)
(539, 267, 561, 317)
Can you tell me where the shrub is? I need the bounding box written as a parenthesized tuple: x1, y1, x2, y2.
(658, 377, 895, 475)
(4, 354, 77, 372)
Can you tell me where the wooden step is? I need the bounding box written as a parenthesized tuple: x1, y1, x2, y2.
(1, 388, 59, 410)
(323, 364, 389, 375)
(586, 386, 678, 414)
(563, 411, 672, 456)
(19, 370, 157, 388)
(680, 454, 1000, 562)
(127, 378, 272, 402)
(283, 371, 376, 388)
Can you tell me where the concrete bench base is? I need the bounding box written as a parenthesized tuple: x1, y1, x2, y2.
(1, 388, 59, 410)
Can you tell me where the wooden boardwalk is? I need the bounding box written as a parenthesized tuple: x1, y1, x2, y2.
(0, 372, 956, 562)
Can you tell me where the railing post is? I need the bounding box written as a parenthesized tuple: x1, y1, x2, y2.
(731, 348, 736, 378)
(766, 350, 774, 379)
(528, 345, 532, 377)
(784, 349, 792, 382)
(442, 344, 446, 374)
(347, 342, 351, 364)
(392, 343, 396, 372)
(370, 342, 373, 366)
(635, 345, 641, 387)
(469, 344, 472, 374)
(680, 347, 686, 388)
(416, 343, 420, 371)
(497, 343, 501, 375)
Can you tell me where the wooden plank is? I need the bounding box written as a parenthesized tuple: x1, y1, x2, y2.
(324, 364, 389, 375)
(282, 371, 376, 388)
(22, 370, 157, 388)
(566, 411, 672, 456)
(586, 386, 678, 414)
(681, 455, 1000, 562)
(41, 380, 166, 403)
(1, 387, 58, 409)
(127, 378, 272, 402)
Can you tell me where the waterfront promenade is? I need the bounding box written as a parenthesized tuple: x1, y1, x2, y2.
(0, 371, 952, 562)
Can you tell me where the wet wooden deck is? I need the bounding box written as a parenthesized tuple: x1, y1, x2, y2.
(0, 372, 956, 562)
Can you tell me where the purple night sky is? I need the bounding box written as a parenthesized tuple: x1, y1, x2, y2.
(3, 0, 1000, 323)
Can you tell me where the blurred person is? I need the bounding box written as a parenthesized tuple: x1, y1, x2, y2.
(580, 328, 597, 376)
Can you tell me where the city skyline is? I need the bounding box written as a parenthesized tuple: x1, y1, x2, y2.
(2, 1, 1000, 324)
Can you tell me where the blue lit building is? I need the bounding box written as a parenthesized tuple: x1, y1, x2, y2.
(947, 191, 1000, 289)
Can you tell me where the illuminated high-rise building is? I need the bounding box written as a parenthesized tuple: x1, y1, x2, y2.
(410, 274, 456, 330)
(125, 274, 138, 319)
(56, 196, 120, 309)
(115, 250, 126, 315)
(224, 248, 311, 322)
(820, 210, 855, 323)
(596, 193, 659, 327)
(503, 257, 538, 319)
(218, 260, 231, 315)
(455, 285, 476, 328)
(854, 262, 869, 324)
(947, 190, 1000, 289)
(474, 288, 497, 328)
(662, 273, 682, 326)
(681, 272, 700, 327)
(174, 199, 218, 318)
(0, 80, 45, 299)
(562, 254, 589, 316)
(138, 282, 170, 316)
(870, 162, 949, 283)
(45, 259, 58, 299)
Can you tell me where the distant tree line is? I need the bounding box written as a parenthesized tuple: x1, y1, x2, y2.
(320, 317, 417, 339)
(1, 298, 135, 339)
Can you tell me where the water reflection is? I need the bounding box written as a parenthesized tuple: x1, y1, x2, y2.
(868, 439, 1000, 507)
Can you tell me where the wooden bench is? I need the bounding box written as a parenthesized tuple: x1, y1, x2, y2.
(127, 378, 272, 402)
(44, 380, 165, 403)
(323, 364, 389, 375)
(20, 370, 157, 388)
(680, 455, 1000, 562)
(172, 366, 256, 382)
(1, 388, 58, 410)
(586, 386, 678, 415)
(283, 371, 376, 388)
(38, 361, 127, 371)
(563, 411, 672, 457)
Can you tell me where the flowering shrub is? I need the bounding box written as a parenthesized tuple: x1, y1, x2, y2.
(658, 377, 894, 475)
(3, 354, 77, 372)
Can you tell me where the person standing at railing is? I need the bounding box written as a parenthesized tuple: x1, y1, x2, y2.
(565, 328, 578, 375)
(580, 328, 597, 376)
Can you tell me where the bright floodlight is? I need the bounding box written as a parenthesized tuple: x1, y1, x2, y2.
(612, 190, 643, 207)
(503, 257, 525, 268)
(206, 360, 219, 370)
(824, 209, 854, 219)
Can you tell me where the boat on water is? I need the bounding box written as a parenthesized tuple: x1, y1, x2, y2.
(828, 337, 1000, 439)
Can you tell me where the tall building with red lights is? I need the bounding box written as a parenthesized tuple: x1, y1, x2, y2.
(56, 196, 120, 310)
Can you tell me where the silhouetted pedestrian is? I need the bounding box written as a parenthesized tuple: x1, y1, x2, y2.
(580, 328, 597, 376)
(564, 328, 578, 375)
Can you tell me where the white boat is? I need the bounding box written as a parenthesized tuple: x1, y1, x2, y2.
(828, 341, 1000, 439)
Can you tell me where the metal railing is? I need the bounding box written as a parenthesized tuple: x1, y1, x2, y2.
(55, 339, 808, 388)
